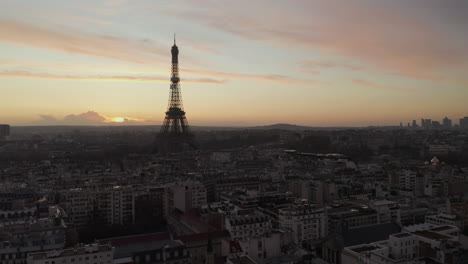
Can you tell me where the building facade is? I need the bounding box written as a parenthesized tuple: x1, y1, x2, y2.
(59, 185, 135, 227)
(225, 212, 272, 241)
(165, 179, 207, 215)
(277, 202, 326, 247)
(0, 218, 66, 264)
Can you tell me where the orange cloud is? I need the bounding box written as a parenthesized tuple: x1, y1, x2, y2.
(0, 63, 308, 86)
(0, 70, 224, 84)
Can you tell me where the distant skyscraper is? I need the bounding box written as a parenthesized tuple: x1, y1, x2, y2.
(442, 117, 452, 129)
(460, 117, 468, 129)
(0, 124, 10, 140)
(421, 119, 432, 129)
(431, 121, 441, 129)
(156, 36, 196, 153)
(412, 120, 418, 128)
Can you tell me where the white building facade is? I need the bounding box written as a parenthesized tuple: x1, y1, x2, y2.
(277, 202, 327, 247)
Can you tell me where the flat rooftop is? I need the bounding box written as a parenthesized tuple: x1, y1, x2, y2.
(29, 244, 112, 260)
(352, 245, 379, 253)
(413, 230, 451, 240)
(373, 200, 396, 206)
(228, 256, 257, 264)
(393, 232, 412, 238)
(430, 225, 456, 232)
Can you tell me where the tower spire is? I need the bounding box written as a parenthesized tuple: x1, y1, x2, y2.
(174, 33, 176, 45)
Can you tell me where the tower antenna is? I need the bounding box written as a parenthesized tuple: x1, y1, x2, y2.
(174, 33, 176, 45)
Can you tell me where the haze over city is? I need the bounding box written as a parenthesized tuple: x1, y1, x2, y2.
(1, 0, 468, 127)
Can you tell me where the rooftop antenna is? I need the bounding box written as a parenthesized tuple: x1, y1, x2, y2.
(174, 33, 176, 45)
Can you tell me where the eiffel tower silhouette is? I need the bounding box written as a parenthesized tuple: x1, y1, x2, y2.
(156, 35, 196, 153)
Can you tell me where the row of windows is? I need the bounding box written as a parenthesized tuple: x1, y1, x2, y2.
(231, 222, 269, 229)
(44, 260, 110, 264)
(232, 228, 268, 237)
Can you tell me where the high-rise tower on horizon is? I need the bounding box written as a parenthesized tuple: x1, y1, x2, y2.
(156, 36, 195, 153)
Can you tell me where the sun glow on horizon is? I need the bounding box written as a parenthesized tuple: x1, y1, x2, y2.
(105, 116, 148, 124)
(110, 117, 126, 123)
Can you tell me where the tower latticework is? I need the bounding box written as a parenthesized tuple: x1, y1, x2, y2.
(157, 37, 195, 152)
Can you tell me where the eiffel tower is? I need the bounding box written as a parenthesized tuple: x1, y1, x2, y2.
(156, 36, 195, 153)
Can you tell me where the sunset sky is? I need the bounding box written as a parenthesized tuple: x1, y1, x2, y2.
(1, 0, 468, 126)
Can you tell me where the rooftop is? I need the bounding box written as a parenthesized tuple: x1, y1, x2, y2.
(430, 225, 456, 232)
(175, 230, 230, 243)
(29, 244, 112, 260)
(413, 230, 451, 240)
(372, 200, 397, 206)
(98, 232, 171, 247)
(351, 245, 379, 253)
(228, 255, 257, 264)
(392, 232, 413, 238)
(98, 233, 184, 259)
(229, 215, 270, 225)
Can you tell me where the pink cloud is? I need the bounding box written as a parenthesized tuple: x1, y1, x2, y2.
(0, 18, 166, 64)
(61, 14, 112, 25)
(300, 60, 363, 74)
(0, 18, 307, 86)
(185, 68, 323, 86)
(183, 39, 220, 55)
(170, 0, 468, 80)
(352, 79, 415, 92)
(103, 0, 129, 6)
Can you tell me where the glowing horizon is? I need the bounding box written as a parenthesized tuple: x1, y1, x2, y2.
(1, 0, 467, 127)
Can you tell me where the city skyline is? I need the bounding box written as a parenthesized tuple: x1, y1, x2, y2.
(1, 0, 468, 127)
